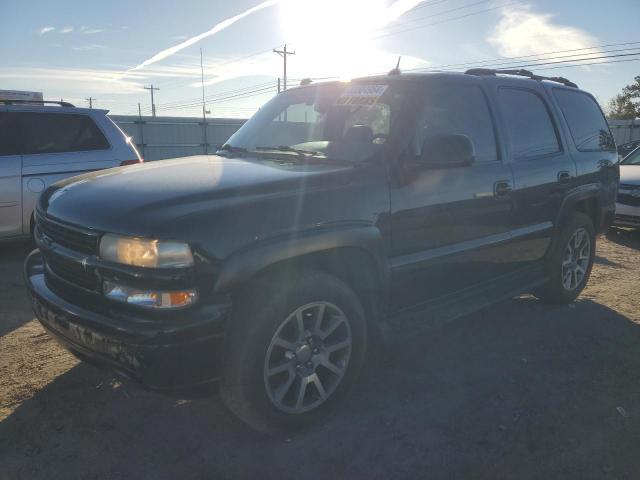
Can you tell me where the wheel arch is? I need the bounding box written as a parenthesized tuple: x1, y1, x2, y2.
(213, 225, 389, 322)
(556, 184, 601, 231)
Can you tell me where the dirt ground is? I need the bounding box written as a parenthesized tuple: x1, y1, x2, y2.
(1, 230, 639, 480)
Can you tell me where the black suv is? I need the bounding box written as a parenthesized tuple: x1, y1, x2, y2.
(25, 69, 618, 432)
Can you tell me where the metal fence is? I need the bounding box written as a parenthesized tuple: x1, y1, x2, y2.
(110, 115, 640, 161)
(109, 115, 246, 161)
(608, 119, 640, 147)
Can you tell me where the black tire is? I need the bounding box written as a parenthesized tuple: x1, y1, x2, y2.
(220, 269, 368, 434)
(535, 212, 596, 304)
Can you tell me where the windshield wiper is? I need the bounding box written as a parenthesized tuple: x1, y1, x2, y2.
(255, 145, 321, 158)
(254, 145, 357, 165)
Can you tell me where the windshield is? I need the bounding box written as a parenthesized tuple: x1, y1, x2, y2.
(621, 146, 640, 165)
(223, 81, 407, 162)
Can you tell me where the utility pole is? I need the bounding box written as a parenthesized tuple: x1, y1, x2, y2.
(144, 84, 160, 117)
(277, 77, 281, 93)
(200, 48, 208, 154)
(273, 44, 295, 91)
(85, 97, 95, 108)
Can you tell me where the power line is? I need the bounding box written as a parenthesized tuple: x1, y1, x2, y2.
(156, 85, 277, 112)
(404, 41, 640, 72)
(156, 80, 278, 110)
(405, 50, 640, 74)
(371, 0, 527, 40)
(374, 0, 492, 34)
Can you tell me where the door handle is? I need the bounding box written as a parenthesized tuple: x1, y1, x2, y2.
(494, 180, 512, 197)
(557, 171, 572, 185)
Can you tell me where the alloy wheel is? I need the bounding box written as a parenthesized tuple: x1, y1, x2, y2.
(561, 227, 591, 291)
(263, 302, 352, 414)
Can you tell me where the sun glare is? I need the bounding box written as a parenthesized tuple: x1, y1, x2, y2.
(279, 0, 391, 78)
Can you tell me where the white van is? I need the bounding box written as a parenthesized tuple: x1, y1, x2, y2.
(0, 100, 142, 242)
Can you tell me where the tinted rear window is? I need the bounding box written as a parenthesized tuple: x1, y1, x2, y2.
(553, 89, 615, 152)
(0, 112, 21, 156)
(20, 112, 110, 155)
(499, 88, 560, 159)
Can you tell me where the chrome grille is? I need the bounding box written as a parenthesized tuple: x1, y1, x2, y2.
(46, 254, 98, 291)
(36, 213, 99, 254)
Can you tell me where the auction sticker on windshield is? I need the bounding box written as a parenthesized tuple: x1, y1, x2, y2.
(336, 84, 388, 106)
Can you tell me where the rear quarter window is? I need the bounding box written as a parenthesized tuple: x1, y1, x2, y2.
(19, 112, 110, 155)
(0, 112, 21, 156)
(553, 89, 615, 152)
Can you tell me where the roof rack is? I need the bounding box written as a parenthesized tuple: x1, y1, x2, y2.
(0, 99, 75, 107)
(464, 68, 578, 88)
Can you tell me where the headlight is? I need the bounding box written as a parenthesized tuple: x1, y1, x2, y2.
(99, 234, 194, 268)
(103, 280, 197, 309)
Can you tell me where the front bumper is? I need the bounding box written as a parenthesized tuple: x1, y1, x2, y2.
(24, 250, 230, 394)
(614, 202, 640, 227)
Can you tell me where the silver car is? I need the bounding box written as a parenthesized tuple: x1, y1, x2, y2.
(615, 145, 640, 228)
(0, 100, 142, 241)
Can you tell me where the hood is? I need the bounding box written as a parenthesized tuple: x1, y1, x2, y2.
(620, 165, 640, 185)
(41, 155, 354, 236)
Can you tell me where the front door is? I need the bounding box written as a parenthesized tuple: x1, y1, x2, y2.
(389, 79, 515, 310)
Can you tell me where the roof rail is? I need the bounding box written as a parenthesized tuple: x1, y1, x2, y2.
(0, 99, 75, 107)
(464, 68, 578, 88)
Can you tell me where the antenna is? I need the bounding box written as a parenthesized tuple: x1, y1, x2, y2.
(388, 56, 402, 75)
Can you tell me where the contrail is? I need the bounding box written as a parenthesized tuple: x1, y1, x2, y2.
(116, 0, 427, 82)
(117, 0, 278, 79)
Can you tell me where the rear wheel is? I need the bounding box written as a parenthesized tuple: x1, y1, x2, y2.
(220, 269, 367, 434)
(535, 213, 595, 304)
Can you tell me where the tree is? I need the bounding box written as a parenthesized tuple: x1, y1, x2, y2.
(607, 76, 640, 119)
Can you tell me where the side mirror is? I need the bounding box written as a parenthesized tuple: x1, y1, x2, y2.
(419, 134, 475, 168)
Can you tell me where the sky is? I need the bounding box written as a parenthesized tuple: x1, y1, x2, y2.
(0, 0, 638, 118)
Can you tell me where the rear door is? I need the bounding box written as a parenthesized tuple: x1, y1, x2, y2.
(389, 78, 515, 309)
(492, 82, 577, 267)
(0, 110, 23, 237)
(18, 110, 116, 232)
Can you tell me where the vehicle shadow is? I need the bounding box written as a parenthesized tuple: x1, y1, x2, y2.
(1, 297, 639, 479)
(606, 227, 640, 250)
(0, 242, 34, 336)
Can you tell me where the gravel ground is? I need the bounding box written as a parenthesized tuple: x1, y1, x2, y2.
(1, 229, 639, 480)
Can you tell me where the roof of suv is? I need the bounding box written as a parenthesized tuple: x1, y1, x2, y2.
(1, 100, 108, 115)
(291, 69, 580, 93)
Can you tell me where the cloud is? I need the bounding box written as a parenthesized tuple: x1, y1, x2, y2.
(39, 26, 55, 35)
(0, 67, 143, 95)
(173, 35, 188, 41)
(60, 26, 74, 33)
(488, 5, 599, 59)
(81, 27, 104, 34)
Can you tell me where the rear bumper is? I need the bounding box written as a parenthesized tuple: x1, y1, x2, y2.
(24, 250, 230, 394)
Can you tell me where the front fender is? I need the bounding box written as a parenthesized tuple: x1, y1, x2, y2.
(213, 224, 388, 294)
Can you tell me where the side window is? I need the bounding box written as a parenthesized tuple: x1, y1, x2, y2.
(418, 84, 498, 162)
(499, 88, 560, 159)
(19, 112, 110, 155)
(553, 89, 615, 152)
(0, 112, 21, 156)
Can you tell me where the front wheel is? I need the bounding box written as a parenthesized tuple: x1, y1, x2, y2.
(535, 213, 596, 304)
(220, 269, 367, 434)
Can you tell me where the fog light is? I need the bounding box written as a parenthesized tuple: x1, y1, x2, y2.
(103, 280, 197, 309)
